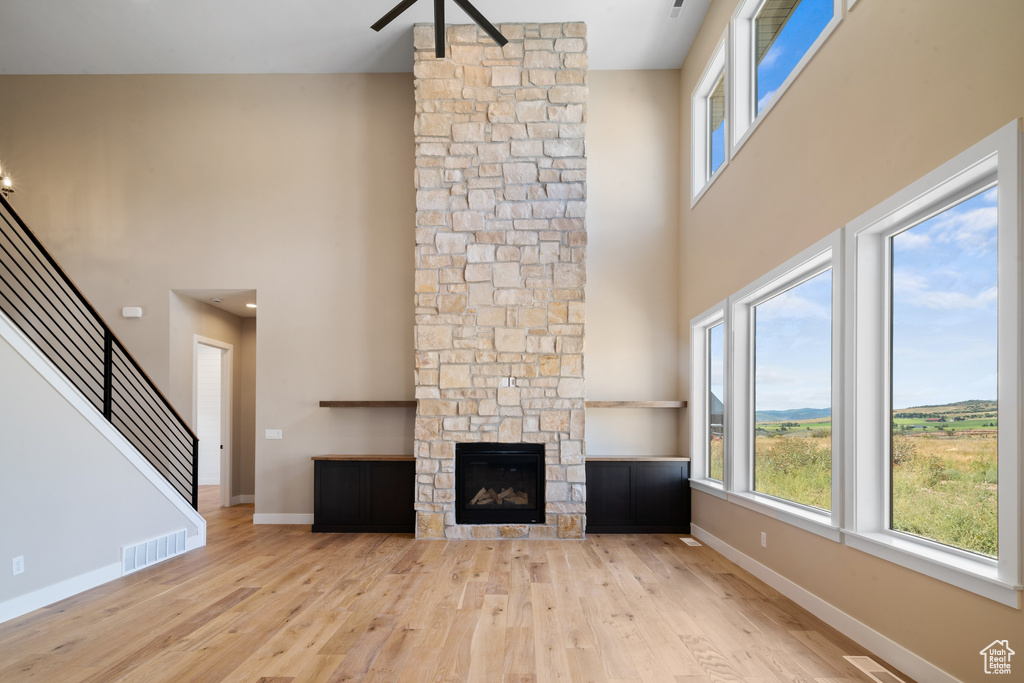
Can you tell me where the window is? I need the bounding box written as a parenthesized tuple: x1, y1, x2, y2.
(732, 0, 842, 150)
(691, 32, 728, 203)
(727, 232, 842, 534)
(846, 120, 1021, 605)
(889, 188, 998, 557)
(753, 269, 832, 510)
(690, 303, 727, 490)
(708, 322, 726, 481)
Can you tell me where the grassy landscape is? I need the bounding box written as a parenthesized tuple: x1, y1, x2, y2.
(753, 400, 998, 557)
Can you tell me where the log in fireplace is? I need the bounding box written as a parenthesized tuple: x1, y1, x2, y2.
(455, 442, 544, 525)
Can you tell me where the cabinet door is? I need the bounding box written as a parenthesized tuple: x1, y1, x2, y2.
(368, 461, 416, 527)
(635, 462, 686, 527)
(316, 461, 364, 524)
(585, 462, 634, 527)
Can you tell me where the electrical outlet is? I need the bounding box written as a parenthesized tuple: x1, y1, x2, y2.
(265, 429, 283, 440)
(760, 532, 767, 548)
(12, 556, 24, 576)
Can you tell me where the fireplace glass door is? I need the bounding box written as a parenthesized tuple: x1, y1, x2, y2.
(455, 443, 544, 524)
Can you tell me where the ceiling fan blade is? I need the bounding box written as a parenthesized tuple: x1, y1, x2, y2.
(434, 0, 445, 58)
(370, 0, 422, 32)
(451, 0, 509, 47)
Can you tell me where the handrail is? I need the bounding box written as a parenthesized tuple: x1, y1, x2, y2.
(0, 194, 199, 509)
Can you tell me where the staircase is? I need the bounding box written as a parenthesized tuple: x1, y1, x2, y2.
(0, 194, 198, 509)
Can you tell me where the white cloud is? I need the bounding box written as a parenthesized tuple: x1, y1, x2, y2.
(894, 268, 997, 310)
(757, 89, 777, 112)
(757, 288, 830, 322)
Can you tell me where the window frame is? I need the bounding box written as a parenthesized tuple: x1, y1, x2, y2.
(727, 231, 844, 539)
(690, 29, 729, 206)
(690, 301, 729, 496)
(730, 0, 843, 155)
(844, 120, 1022, 606)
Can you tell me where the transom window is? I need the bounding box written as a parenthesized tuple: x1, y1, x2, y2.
(691, 32, 728, 203)
(731, 0, 841, 151)
(754, 0, 835, 115)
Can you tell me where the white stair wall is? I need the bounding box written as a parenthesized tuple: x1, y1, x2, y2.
(0, 311, 206, 624)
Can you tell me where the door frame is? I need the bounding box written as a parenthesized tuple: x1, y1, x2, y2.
(193, 335, 233, 508)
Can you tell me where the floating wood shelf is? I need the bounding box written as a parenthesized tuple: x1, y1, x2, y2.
(586, 456, 690, 462)
(312, 455, 415, 462)
(585, 400, 687, 409)
(319, 400, 416, 408)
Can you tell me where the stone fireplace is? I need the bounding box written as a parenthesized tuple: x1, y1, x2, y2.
(412, 21, 588, 539)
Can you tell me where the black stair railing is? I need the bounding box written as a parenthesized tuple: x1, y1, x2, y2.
(0, 194, 199, 509)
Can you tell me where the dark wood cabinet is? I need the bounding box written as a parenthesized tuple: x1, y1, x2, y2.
(585, 459, 689, 533)
(312, 456, 415, 533)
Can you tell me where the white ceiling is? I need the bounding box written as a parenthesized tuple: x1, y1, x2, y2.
(176, 289, 258, 318)
(0, 0, 709, 75)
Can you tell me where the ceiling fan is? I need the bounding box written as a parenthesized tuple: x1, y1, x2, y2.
(371, 0, 509, 59)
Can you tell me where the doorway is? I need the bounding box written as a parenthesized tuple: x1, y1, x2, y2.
(194, 336, 233, 507)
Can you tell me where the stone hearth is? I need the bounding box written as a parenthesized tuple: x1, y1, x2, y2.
(412, 22, 588, 539)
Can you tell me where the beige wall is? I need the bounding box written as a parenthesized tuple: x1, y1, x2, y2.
(0, 74, 418, 517)
(168, 293, 256, 498)
(587, 70, 681, 457)
(0, 68, 682, 518)
(679, 0, 1024, 679)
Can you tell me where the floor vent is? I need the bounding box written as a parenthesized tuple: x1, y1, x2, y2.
(681, 537, 702, 546)
(122, 529, 187, 575)
(844, 655, 906, 683)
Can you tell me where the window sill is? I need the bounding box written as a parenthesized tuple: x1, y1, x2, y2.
(690, 478, 727, 500)
(844, 530, 1021, 608)
(726, 491, 841, 543)
(691, 162, 727, 208)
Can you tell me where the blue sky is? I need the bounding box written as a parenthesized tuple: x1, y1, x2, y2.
(747, 188, 998, 414)
(755, 270, 832, 412)
(757, 0, 833, 113)
(709, 322, 725, 410)
(891, 188, 998, 409)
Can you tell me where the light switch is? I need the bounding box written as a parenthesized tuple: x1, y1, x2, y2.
(265, 429, 283, 440)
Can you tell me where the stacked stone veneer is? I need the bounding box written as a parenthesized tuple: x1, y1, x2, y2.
(413, 22, 588, 540)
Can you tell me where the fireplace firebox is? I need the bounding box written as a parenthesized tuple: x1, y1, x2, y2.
(455, 443, 545, 525)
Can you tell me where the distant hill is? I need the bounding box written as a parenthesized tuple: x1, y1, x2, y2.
(755, 408, 831, 423)
(892, 399, 996, 415)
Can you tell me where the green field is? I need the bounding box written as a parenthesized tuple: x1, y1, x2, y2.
(752, 399, 997, 557)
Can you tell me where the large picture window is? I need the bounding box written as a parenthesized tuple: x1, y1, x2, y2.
(720, 231, 842, 535)
(889, 188, 998, 557)
(846, 120, 1020, 605)
(753, 268, 832, 510)
(690, 120, 1021, 605)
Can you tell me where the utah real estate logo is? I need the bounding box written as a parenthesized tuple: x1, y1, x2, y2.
(980, 640, 1014, 675)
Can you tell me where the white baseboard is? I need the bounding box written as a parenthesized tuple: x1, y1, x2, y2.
(253, 513, 314, 525)
(231, 495, 255, 505)
(0, 562, 121, 624)
(689, 525, 960, 683)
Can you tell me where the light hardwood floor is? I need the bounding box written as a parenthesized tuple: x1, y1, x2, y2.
(0, 487, 911, 682)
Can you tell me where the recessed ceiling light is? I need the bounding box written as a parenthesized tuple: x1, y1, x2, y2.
(246, 303, 257, 309)
(211, 298, 223, 303)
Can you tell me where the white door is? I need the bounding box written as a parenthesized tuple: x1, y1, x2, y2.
(196, 343, 224, 486)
